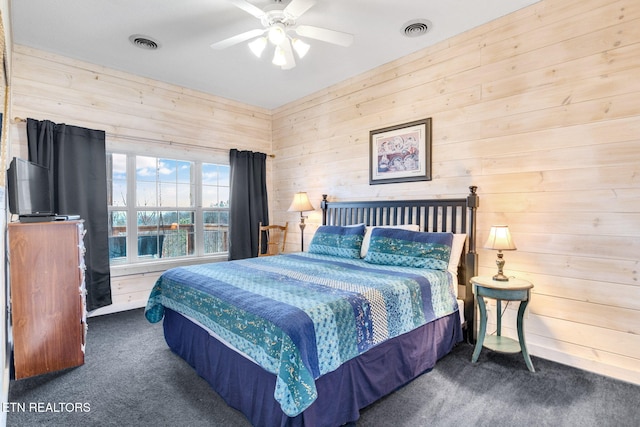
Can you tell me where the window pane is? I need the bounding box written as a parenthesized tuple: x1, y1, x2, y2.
(160, 211, 178, 227)
(137, 181, 157, 207)
(218, 165, 230, 186)
(203, 210, 229, 254)
(158, 159, 176, 183)
(136, 156, 157, 180)
(136, 156, 158, 207)
(108, 211, 127, 264)
(137, 210, 160, 259)
(202, 163, 218, 185)
(161, 211, 195, 258)
(219, 186, 229, 208)
(177, 160, 192, 183)
(202, 163, 230, 207)
(202, 186, 217, 207)
(158, 182, 176, 207)
(178, 211, 194, 225)
(176, 183, 193, 207)
(107, 153, 127, 207)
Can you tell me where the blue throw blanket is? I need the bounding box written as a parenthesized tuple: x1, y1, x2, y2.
(145, 252, 458, 416)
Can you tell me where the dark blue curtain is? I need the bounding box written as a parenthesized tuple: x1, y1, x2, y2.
(27, 118, 112, 311)
(228, 149, 269, 260)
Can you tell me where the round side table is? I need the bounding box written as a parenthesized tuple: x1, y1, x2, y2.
(470, 275, 535, 372)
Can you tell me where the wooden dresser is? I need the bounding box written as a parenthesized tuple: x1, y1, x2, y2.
(8, 221, 87, 379)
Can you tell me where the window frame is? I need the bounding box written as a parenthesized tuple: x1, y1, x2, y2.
(108, 151, 229, 277)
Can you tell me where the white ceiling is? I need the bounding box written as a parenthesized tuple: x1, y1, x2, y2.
(11, 0, 539, 110)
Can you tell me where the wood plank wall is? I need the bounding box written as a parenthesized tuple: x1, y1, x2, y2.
(271, 0, 640, 384)
(6, 0, 639, 385)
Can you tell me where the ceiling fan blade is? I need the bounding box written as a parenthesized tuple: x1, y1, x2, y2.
(280, 39, 296, 70)
(295, 25, 354, 47)
(210, 28, 266, 50)
(284, 0, 316, 19)
(226, 0, 266, 20)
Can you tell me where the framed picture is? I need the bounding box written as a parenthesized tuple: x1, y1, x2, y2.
(369, 118, 432, 185)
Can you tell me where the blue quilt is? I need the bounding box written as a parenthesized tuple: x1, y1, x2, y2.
(145, 252, 458, 416)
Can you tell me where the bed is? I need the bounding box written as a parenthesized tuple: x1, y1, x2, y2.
(145, 186, 479, 427)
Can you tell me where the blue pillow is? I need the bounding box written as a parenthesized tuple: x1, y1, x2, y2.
(364, 228, 453, 269)
(308, 224, 366, 259)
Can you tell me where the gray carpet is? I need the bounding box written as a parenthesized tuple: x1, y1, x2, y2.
(7, 308, 640, 427)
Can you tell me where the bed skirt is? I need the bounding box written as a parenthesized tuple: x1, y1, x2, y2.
(163, 308, 462, 427)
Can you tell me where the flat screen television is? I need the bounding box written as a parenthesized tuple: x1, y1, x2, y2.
(7, 157, 54, 218)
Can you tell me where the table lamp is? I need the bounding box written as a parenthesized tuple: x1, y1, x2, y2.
(484, 225, 516, 281)
(288, 192, 314, 251)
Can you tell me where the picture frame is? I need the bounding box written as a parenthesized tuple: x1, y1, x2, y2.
(369, 118, 432, 185)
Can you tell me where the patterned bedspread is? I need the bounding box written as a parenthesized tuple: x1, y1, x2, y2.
(145, 252, 458, 416)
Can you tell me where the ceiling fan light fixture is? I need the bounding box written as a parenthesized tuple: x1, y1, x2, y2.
(292, 38, 310, 58)
(272, 45, 287, 67)
(268, 24, 287, 45)
(210, 0, 355, 70)
(248, 37, 267, 57)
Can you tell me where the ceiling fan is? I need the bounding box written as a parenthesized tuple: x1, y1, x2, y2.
(210, 0, 354, 70)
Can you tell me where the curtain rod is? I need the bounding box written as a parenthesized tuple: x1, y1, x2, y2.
(12, 116, 275, 158)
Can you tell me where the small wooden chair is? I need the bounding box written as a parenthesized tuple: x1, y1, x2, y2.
(258, 222, 288, 256)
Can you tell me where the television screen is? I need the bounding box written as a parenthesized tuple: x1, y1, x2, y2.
(7, 157, 53, 217)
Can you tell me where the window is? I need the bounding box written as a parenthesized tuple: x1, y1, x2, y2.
(107, 152, 230, 267)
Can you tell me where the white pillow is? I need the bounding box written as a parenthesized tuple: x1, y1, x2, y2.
(447, 233, 467, 298)
(360, 224, 420, 258)
(448, 233, 467, 275)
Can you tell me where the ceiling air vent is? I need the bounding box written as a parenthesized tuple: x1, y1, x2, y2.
(129, 34, 160, 50)
(401, 19, 432, 38)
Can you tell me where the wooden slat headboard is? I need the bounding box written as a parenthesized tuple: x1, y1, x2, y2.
(320, 186, 479, 338)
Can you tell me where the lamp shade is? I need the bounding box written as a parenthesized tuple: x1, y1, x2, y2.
(248, 37, 267, 57)
(288, 192, 314, 213)
(272, 45, 287, 66)
(292, 38, 310, 58)
(484, 225, 516, 251)
(268, 24, 286, 45)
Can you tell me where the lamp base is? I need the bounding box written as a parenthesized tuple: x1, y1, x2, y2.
(493, 251, 509, 281)
(492, 273, 510, 281)
(298, 214, 306, 252)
